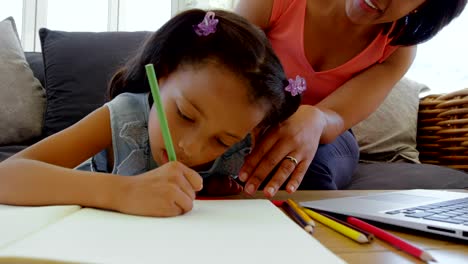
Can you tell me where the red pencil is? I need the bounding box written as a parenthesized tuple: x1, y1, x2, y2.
(271, 200, 284, 207)
(347, 216, 436, 262)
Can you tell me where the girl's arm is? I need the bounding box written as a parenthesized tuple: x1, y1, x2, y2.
(0, 106, 203, 217)
(0, 106, 120, 208)
(316, 45, 417, 143)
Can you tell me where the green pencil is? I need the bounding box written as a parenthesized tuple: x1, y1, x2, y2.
(145, 64, 177, 162)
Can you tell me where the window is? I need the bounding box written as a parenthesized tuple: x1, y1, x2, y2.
(118, 0, 171, 31)
(405, 10, 468, 95)
(1, 0, 236, 51)
(46, 0, 108, 32)
(0, 0, 22, 36)
(182, 0, 235, 10)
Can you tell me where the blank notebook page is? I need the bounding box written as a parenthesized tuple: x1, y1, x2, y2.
(0, 200, 345, 264)
(0, 205, 80, 249)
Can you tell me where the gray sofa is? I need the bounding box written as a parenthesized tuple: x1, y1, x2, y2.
(1, 28, 468, 190)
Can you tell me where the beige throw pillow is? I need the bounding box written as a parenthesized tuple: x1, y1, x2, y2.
(0, 17, 45, 145)
(352, 78, 428, 164)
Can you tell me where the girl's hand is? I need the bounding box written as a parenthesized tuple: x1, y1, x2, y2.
(199, 175, 243, 197)
(239, 105, 326, 198)
(114, 161, 203, 217)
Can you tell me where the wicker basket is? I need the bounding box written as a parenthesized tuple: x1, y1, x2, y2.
(417, 88, 468, 171)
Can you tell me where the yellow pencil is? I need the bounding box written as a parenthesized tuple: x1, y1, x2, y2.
(303, 208, 370, 244)
(286, 199, 316, 228)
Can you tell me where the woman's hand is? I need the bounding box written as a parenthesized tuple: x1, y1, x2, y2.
(199, 175, 243, 197)
(114, 161, 203, 217)
(239, 105, 326, 198)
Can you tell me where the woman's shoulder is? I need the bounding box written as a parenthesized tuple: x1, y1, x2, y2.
(270, 0, 306, 26)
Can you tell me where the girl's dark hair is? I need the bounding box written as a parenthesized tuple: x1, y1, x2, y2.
(108, 9, 300, 128)
(385, 0, 467, 46)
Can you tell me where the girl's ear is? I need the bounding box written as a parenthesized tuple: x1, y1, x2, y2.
(157, 76, 168, 89)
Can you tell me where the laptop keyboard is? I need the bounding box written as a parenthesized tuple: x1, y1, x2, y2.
(385, 197, 468, 225)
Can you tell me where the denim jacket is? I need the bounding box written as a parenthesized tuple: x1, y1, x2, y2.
(77, 92, 252, 179)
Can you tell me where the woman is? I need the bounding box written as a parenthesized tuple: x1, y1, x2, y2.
(235, 0, 467, 196)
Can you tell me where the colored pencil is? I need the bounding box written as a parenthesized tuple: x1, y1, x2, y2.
(318, 211, 374, 242)
(145, 64, 177, 161)
(347, 216, 436, 262)
(303, 208, 370, 243)
(286, 199, 316, 228)
(271, 200, 284, 207)
(281, 202, 314, 235)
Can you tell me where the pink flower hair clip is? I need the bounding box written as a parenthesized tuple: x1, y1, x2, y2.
(194, 11, 218, 36)
(285, 75, 307, 96)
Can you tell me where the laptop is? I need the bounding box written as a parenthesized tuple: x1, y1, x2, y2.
(300, 189, 468, 240)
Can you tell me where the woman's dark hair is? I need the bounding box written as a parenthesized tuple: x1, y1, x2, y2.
(385, 0, 466, 46)
(108, 9, 300, 128)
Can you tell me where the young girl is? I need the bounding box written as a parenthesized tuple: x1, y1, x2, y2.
(0, 9, 301, 217)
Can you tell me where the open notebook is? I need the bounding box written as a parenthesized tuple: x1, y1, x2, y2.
(0, 200, 344, 264)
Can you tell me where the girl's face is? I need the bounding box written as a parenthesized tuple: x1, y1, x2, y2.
(345, 0, 426, 24)
(148, 63, 267, 168)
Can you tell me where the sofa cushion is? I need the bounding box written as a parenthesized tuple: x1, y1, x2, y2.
(0, 17, 46, 145)
(39, 28, 150, 136)
(346, 162, 468, 190)
(352, 78, 428, 164)
(24, 52, 45, 87)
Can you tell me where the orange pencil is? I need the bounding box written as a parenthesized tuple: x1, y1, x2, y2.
(286, 199, 316, 229)
(281, 202, 314, 235)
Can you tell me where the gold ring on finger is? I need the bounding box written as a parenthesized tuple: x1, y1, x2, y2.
(283, 155, 298, 166)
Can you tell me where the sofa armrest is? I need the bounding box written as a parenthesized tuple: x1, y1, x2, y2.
(417, 88, 468, 171)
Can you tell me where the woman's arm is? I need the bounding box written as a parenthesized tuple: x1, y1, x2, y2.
(316, 45, 417, 143)
(239, 46, 417, 197)
(235, 0, 273, 29)
(0, 106, 118, 207)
